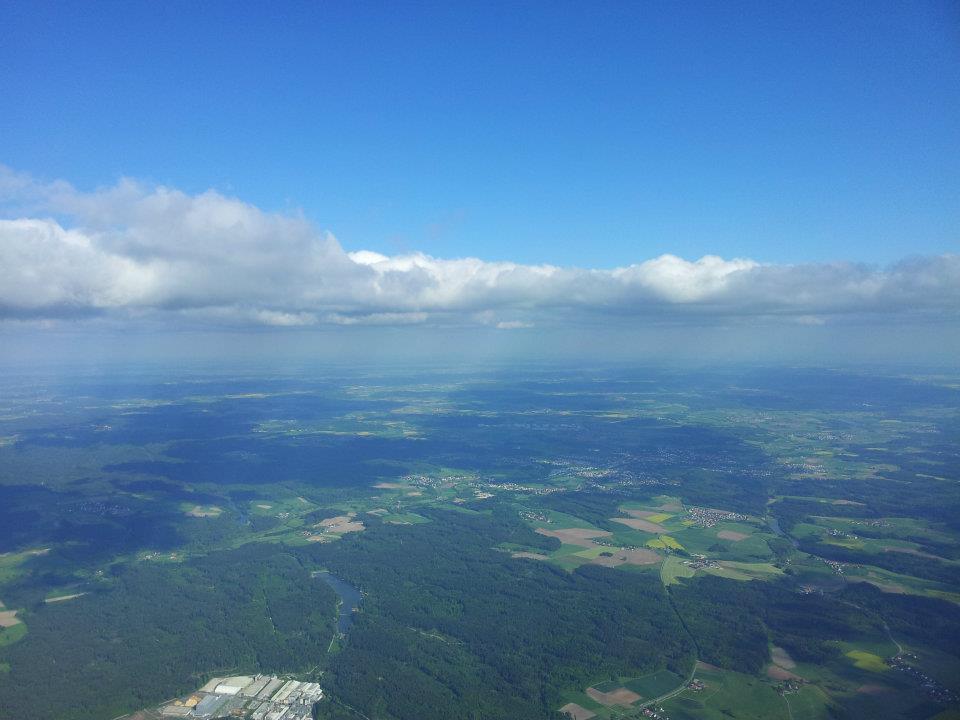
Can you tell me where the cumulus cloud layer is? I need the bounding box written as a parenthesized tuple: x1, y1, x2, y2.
(1, 167, 958, 329)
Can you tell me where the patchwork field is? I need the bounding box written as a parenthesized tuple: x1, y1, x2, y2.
(1, 368, 959, 720)
(559, 670, 686, 719)
(585, 686, 641, 707)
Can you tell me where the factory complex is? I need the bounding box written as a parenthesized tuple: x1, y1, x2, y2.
(156, 674, 323, 720)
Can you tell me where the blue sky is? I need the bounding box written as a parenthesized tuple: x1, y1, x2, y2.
(2, 1, 960, 365)
(2, 0, 958, 267)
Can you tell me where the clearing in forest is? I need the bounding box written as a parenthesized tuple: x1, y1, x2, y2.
(846, 651, 888, 672)
(316, 514, 365, 534)
(45, 593, 86, 603)
(766, 664, 802, 681)
(771, 646, 796, 669)
(186, 505, 222, 518)
(512, 551, 550, 560)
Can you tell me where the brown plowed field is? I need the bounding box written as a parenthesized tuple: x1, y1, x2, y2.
(536, 527, 612, 547)
(586, 687, 641, 707)
(559, 703, 596, 720)
(611, 517, 667, 533)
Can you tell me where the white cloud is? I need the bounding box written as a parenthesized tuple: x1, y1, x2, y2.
(252, 310, 318, 327)
(795, 315, 827, 326)
(1, 168, 958, 329)
(325, 311, 429, 326)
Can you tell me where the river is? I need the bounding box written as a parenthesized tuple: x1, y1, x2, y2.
(767, 516, 799, 548)
(313, 571, 362, 634)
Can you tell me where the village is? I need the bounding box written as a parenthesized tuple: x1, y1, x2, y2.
(682, 554, 722, 571)
(684, 506, 748, 528)
(886, 653, 957, 704)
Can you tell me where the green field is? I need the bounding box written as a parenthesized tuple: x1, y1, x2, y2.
(623, 668, 685, 697)
(661, 556, 696, 586)
(845, 650, 889, 672)
(0, 550, 47, 586)
(0, 623, 27, 648)
(702, 561, 784, 582)
(647, 535, 684, 551)
(662, 666, 791, 720)
(573, 545, 618, 560)
(783, 684, 834, 720)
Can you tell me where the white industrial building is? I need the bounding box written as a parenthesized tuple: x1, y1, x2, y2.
(160, 674, 323, 719)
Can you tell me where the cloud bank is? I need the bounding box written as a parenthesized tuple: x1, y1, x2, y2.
(2, 167, 958, 331)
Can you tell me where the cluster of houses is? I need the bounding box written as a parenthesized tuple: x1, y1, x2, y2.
(684, 554, 721, 571)
(544, 460, 615, 480)
(403, 472, 474, 490)
(63, 500, 131, 517)
(774, 678, 805, 696)
(489, 482, 565, 495)
(822, 558, 846, 575)
(639, 705, 670, 719)
(886, 653, 957, 703)
(827, 528, 857, 539)
(685, 506, 747, 528)
(853, 519, 890, 528)
(140, 551, 180, 562)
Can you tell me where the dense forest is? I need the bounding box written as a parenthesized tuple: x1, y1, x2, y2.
(671, 575, 886, 671)
(0, 368, 958, 720)
(797, 538, 960, 586)
(307, 507, 696, 720)
(0, 544, 337, 720)
(838, 583, 960, 657)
